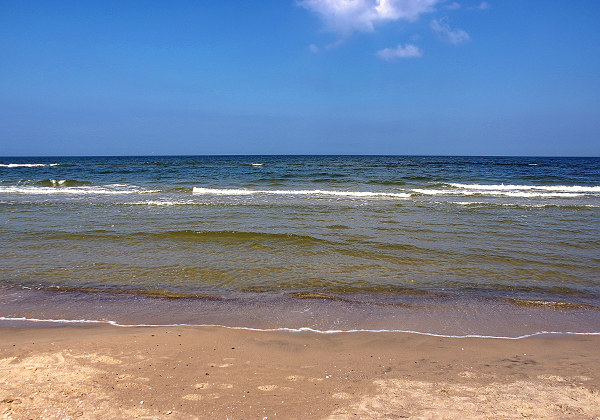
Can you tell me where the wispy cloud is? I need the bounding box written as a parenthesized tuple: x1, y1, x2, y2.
(376, 43, 423, 60)
(474, 1, 490, 10)
(445, 2, 461, 10)
(430, 17, 470, 44)
(298, 0, 440, 35)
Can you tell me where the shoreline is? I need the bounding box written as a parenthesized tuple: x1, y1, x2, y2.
(2, 325, 599, 419)
(3, 316, 600, 340)
(3, 286, 600, 339)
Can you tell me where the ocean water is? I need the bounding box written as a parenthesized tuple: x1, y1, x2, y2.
(1, 155, 599, 337)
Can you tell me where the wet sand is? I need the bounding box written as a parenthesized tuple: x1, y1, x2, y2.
(1, 326, 599, 419)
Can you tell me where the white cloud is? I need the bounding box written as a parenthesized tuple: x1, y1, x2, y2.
(430, 17, 470, 44)
(475, 1, 490, 10)
(309, 44, 321, 53)
(376, 43, 423, 60)
(298, 0, 440, 35)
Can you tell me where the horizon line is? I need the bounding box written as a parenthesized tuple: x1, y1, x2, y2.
(1, 154, 599, 159)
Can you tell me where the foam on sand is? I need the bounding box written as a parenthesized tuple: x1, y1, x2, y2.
(1, 316, 599, 340)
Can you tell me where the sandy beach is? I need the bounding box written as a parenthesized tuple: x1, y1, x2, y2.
(3, 0, 600, 417)
(1, 326, 599, 419)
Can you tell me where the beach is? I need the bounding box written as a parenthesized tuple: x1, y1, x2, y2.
(3, 0, 599, 416)
(1, 326, 599, 419)
(1, 155, 599, 418)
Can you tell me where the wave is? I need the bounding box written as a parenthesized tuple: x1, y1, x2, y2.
(413, 189, 584, 198)
(148, 230, 334, 249)
(0, 163, 59, 168)
(499, 298, 600, 310)
(127, 200, 200, 206)
(37, 229, 332, 246)
(412, 182, 600, 198)
(0, 184, 160, 195)
(33, 179, 91, 187)
(1, 317, 598, 339)
(449, 183, 600, 193)
(150, 229, 316, 242)
(451, 201, 600, 209)
(192, 187, 411, 199)
(43, 285, 225, 301)
(186, 184, 597, 200)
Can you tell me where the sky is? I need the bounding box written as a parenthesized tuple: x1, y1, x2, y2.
(1, 0, 599, 156)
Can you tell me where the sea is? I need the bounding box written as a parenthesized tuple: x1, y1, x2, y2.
(1, 155, 599, 338)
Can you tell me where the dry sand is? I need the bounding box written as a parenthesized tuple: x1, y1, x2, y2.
(1, 326, 599, 419)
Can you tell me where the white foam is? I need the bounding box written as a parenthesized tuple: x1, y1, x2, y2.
(0, 163, 59, 168)
(1, 316, 599, 340)
(413, 189, 584, 198)
(192, 187, 410, 199)
(453, 201, 548, 208)
(0, 186, 160, 195)
(128, 200, 198, 206)
(449, 183, 600, 193)
(451, 201, 600, 208)
(193, 188, 255, 195)
(250, 163, 263, 166)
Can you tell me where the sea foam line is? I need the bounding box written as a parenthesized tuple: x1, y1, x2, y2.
(449, 183, 600, 193)
(128, 200, 197, 206)
(192, 187, 410, 199)
(0, 186, 160, 195)
(1, 317, 599, 340)
(413, 189, 585, 198)
(451, 201, 600, 208)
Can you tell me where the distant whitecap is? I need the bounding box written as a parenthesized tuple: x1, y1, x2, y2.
(0, 163, 59, 168)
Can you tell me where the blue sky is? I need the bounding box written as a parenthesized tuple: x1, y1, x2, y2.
(1, 0, 599, 156)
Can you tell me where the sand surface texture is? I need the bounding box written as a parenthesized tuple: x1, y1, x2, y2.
(1, 326, 599, 419)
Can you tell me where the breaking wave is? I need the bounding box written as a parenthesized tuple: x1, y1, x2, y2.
(192, 187, 411, 199)
(412, 183, 600, 198)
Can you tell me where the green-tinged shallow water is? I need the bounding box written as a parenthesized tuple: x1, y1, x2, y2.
(1, 155, 599, 336)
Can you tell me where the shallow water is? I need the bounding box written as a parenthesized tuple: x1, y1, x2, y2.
(1, 155, 599, 336)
